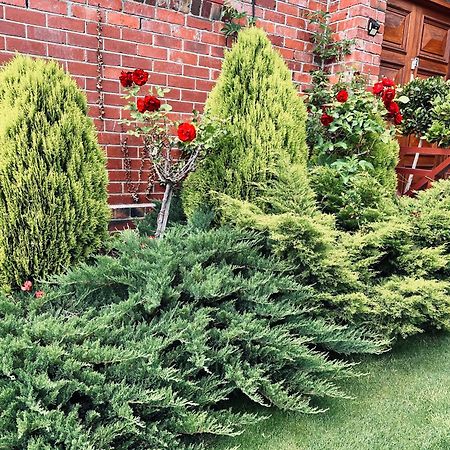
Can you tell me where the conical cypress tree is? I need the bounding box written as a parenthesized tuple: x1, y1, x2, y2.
(182, 27, 310, 217)
(0, 55, 110, 290)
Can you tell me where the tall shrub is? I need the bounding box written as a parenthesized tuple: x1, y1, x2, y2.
(0, 56, 110, 290)
(182, 26, 310, 217)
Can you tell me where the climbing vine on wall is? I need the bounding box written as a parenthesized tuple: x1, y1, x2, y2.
(96, 5, 105, 121)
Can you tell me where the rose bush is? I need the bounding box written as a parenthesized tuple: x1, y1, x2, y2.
(119, 68, 223, 237)
(307, 75, 400, 230)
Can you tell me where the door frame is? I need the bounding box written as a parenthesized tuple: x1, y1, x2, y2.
(415, 0, 450, 10)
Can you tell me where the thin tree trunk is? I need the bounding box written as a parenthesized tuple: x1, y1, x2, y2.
(155, 182, 174, 238)
(404, 138, 423, 194)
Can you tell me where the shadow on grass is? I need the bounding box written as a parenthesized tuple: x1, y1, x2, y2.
(208, 332, 450, 450)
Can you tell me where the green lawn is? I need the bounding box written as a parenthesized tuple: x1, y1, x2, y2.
(213, 333, 450, 450)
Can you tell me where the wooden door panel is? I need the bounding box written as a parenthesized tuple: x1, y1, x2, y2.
(420, 19, 449, 60)
(416, 13, 450, 77)
(381, 0, 450, 83)
(380, 0, 417, 84)
(383, 5, 411, 52)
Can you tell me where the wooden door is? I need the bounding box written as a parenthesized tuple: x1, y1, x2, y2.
(381, 0, 450, 193)
(380, 0, 450, 84)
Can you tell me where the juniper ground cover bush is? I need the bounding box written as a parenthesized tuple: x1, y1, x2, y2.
(182, 28, 450, 342)
(0, 223, 384, 449)
(0, 56, 110, 291)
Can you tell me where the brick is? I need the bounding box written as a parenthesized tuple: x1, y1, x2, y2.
(107, 158, 123, 170)
(27, 26, 66, 43)
(48, 43, 85, 60)
(172, 25, 197, 40)
(154, 34, 182, 49)
(277, 2, 300, 16)
(28, 0, 67, 15)
(154, 60, 183, 75)
(0, 19, 25, 37)
(5, 7, 46, 25)
(107, 11, 140, 29)
(121, 55, 152, 70)
(198, 55, 221, 69)
(48, 16, 85, 33)
(67, 61, 98, 77)
(141, 19, 171, 34)
(104, 38, 137, 55)
(122, 2, 155, 17)
(168, 75, 195, 89)
(170, 49, 198, 65)
(88, 0, 122, 11)
(137, 44, 167, 60)
(1, 0, 26, 5)
(186, 16, 212, 31)
(181, 89, 208, 103)
(67, 32, 97, 49)
(103, 52, 121, 65)
(71, 5, 98, 21)
(155, 8, 185, 25)
(196, 78, 215, 91)
(183, 40, 209, 54)
(201, 31, 225, 46)
(183, 65, 209, 79)
(6, 36, 47, 55)
(210, 45, 224, 58)
(122, 28, 153, 45)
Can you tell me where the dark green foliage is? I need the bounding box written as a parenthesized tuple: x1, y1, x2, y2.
(0, 55, 110, 291)
(0, 224, 384, 449)
(182, 27, 311, 217)
(400, 76, 450, 138)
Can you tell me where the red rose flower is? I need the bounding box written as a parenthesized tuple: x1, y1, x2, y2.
(372, 82, 384, 95)
(35, 290, 45, 298)
(144, 95, 161, 112)
(21, 280, 33, 292)
(119, 71, 133, 87)
(382, 87, 396, 104)
(336, 89, 349, 103)
(387, 101, 400, 115)
(320, 112, 334, 126)
(137, 98, 147, 113)
(394, 113, 403, 125)
(177, 123, 196, 142)
(132, 69, 149, 86)
(382, 77, 395, 87)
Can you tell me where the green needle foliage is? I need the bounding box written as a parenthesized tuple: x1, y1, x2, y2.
(0, 55, 110, 291)
(0, 223, 384, 449)
(182, 27, 310, 217)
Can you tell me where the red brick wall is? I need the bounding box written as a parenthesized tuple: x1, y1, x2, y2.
(328, 0, 387, 83)
(0, 0, 385, 219)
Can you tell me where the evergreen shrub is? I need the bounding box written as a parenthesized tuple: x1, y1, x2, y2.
(0, 55, 110, 291)
(400, 76, 450, 139)
(182, 27, 311, 217)
(426, 90, 450, 148)
(0, 224, 383, 449)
